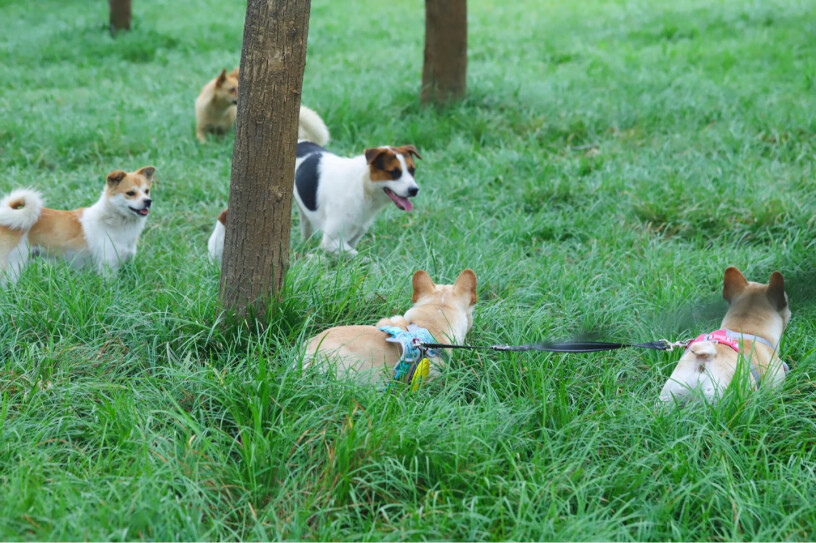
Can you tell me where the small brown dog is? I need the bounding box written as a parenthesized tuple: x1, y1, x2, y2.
(660, 266, 791, 403)
(195, 68, 239, 143)
(194, 67, 330, 145)
(303, 269, 478, 385)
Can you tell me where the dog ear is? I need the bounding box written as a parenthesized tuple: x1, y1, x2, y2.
(217, 208, 228, 225)
(412, 270, 436, 303)
(400, 145, 422, 161)
(216, 69, 227, 86)
(767, 271, 788, 310)
(106, 170, 127, 187)
(229, 66, 240, 78)
(723, 266, 748, 302)
(137, 166, 155, 181)
(364, 147, 388, 166)
(453, 269, 478, 305)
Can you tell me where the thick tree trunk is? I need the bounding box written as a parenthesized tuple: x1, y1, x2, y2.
(421, 0, 467, 104)
(218, 0, 311, 319)
(109, 0, 132, 35)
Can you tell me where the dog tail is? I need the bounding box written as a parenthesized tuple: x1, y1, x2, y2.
(689, 341, 717, 362)
(298, 105, 330, 146)
(207, 209, 227, 264)
(0, 189, 43, 231)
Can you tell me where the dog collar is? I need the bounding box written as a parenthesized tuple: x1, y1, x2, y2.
(686, 328, 788, 385)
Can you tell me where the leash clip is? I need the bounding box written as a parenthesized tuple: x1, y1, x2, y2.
(659, 338, 691, 352)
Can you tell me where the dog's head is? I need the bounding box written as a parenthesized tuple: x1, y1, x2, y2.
(105, 166, 155, 219)
(404, 268, 478, 345)
(660, 266, 790, 404)
(721, 267, 790, 331)
(364, 145, 422, 212)
(214, 67, 239, 106)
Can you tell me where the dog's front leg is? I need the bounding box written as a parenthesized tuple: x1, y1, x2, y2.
(320, 233, 357, 257)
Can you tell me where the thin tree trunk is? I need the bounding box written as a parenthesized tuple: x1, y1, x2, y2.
(109, 0, 132, 35)
(421, 0, 467, 104)
(218, 0, 311, 319)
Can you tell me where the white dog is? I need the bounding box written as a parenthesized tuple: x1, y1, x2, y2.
(0, 167, 155, 285)
(208, 143, 421, 262)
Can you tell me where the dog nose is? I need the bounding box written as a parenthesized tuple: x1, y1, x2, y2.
(144, 198, 152, 208)
(408, 187, 419, 197)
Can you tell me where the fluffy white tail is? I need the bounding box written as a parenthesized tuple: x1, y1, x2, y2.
(690, 341, 716, 361)
(298, 105, 330, 146)
(0, 189, 43, 231)
(207, 217, 226, 264)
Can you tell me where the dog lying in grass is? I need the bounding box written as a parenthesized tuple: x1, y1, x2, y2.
(0, 167, 155, 286)
(660, 266, 791, 404)
(194, 67, 330, 145)
(302, 269, 477, 385)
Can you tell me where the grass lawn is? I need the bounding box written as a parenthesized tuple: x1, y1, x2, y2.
(2, 0, 816, 539)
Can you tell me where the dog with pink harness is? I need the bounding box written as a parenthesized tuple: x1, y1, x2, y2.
(660, 267, 791, 404)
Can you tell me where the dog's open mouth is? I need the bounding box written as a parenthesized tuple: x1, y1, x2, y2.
(383, 188, 414, 212)
(129, 206, 150, 216)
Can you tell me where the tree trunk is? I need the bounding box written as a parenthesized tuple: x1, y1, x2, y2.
(109, 0, 132, 35)
(421, 0, 467, 104)
(218, 0, 311, 319)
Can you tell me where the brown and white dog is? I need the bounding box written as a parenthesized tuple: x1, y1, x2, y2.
(660, 266, 791, 404)
(0, 167, 155, 285)
(208, 142, 423, 261)
(302, 269, 477, 384)
(194, 67, 330, 145)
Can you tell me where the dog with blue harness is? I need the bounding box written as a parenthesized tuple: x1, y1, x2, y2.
(302, 269, 477, 385)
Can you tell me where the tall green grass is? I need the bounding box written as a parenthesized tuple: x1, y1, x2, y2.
(1, 0, 815, 539)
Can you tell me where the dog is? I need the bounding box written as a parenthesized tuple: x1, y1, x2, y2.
(207, 142, 422, 262)
(302, 269, 477, 385)
(194, 67, 330, 145)
(659, 266, 791, 404)
(0, 167, 155, 285)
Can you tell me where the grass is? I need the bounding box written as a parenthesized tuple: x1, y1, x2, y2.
(2, 0, 816, 539)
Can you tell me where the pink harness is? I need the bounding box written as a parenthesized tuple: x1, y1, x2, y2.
(686, 329, 740, 352)
(685, 328, 788, 385)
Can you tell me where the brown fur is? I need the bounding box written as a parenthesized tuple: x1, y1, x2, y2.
(304, 269, 477, 384)
(195, 68, 240, 143)
(365, 145, 422, 182)
(217, 209, 228, 225)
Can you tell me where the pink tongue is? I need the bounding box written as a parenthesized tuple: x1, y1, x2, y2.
(138, 209, 149, 216)
(385, 189, 414, 212)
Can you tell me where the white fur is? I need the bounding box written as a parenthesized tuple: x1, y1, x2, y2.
(0, 189, 43, 230)
(207, 219, 225, 263)
(293, 151, 420, 256)
(298, 105, 330, 146)
(79, 189, 149, 274)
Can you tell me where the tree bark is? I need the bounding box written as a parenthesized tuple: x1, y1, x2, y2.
(218, 0, 311, 319)
(109, 0, 132, 35)
(421, 0, 467, 104)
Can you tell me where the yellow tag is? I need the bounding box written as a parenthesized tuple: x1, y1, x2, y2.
(410, 358, 431, 391)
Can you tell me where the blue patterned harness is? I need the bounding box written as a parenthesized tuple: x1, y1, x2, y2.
(379, 324, 447, 385)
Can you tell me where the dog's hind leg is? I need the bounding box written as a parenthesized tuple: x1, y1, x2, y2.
(1, 236, 31, 287)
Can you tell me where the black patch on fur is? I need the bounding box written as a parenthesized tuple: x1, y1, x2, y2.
(296, 141, 326, 158)
(295, 153, 321, 212)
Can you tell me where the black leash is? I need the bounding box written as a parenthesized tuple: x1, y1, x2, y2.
(417, 339, 686, 354)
